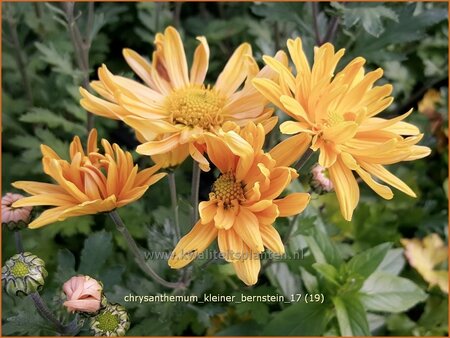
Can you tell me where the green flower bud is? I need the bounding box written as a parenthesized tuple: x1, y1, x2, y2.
(90, 303, 130, 336)
(2, 252, 47, 296)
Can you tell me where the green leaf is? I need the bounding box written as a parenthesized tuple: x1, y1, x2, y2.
(266, 262, 302, 298)
(346, 242, 391, 280)
(351, 4, 448, 61)
(215, 322, 261, 336)
(333, 295, 370, 336)
(332, 3, 398, 37)
(312, 263, 340, 286)
(386, 313, 416, 335)
(35, 128, 70, 160)
(376, 248, 405, 275)
(263, 302, 329, 335)
(34, 42, 79, 78)
(20, 107, 85, 134)
(302, 226, 343, 268)
(55, 248, 76, 284)
(19, 107, 85, 134)
(360, 272, 427, 313)
(300, 266, 319, 293)
(2, 297, 54, 335)
(78, 230, 113, 277)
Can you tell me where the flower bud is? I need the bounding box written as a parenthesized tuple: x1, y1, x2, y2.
(63, 275, 103, 314)
(2, 193, 32, 230)
(310, 164, 334, 194)
(90, 303, 130, 336)
(2, 252, 47, 296)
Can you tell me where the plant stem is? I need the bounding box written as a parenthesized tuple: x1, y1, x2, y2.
(294, 148, 314, 171)
(282, 213, 300, 244)
(14, 233, 75, 335)
(5, 5, 34, 106)
(168, 172, 181, 241)
(29, 292, 67, 334)
(312, 2, 322, 45)
(173, 2, 183, 29)
(14, 231, 24, 253)
(323, 16, 339, 43)
(190, 161, 201, 225)
(62, 2, 94, 131)
(108, 211, 183, 289)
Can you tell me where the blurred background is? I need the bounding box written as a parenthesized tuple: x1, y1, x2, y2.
(2, 2, 448, 336)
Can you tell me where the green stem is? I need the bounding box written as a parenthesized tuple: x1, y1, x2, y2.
(190, 161, 201, 225)
(29, 293, 66, 334)
(294, 148, 314, 171)
(14, 232, 76, 335)
(168, 172, 181, 241)
(14, 230, 24, 252)
(5, 5, 33, 106)
(311, 2, 322, 45)
(108, 211, 183, 289)
(62, 2, 94, 131)
(282, 213, 300, 244)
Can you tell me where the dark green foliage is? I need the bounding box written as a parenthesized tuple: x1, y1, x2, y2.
(2, 2, 448, 336)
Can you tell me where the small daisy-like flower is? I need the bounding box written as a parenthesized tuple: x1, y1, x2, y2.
(2, 193, 32, 230)
(80, 26, 284, 171)
(168, 122, 310, 285)
(2, 252, 47, 296)
(90, 303, 130, 336)
(311, 164, 334, 194)
(63, 275, 103, 314)
(253, 37, 431, 221)
(12, 129, 166, 229)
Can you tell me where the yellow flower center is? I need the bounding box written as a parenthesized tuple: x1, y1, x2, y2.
(166, 86, 225, 130)
(96, 311, 119, 332)
(211, 172, 245, 207)
(11, 261, 29, 277)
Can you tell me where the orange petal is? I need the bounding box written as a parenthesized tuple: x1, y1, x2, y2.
(322, 121, 358, 143)
(359, 160, 416, 197)
(163, 26, 189, 88)
(190, 36, 209, 84)
(213, 204, 237, 230)
(269, 133, 312, 167)
(218, 228, 244, 262)
(122, 48, 154, 87)
(328, 158, 360, 221)
(27, 206, 70, 229)
(189, 142, 210, 172)
(168, 221, 217, 269)
(260, 224, 285, 254)
(204, 133, 235, 173)
(252, 78, 284, 111)
(215, 43, 252, 97)
(199, 200, 217, 224)
(136, 133, 181, 156)
(223, 131, 254, 181)
(12, 181, 65, 195)
(274, 192, 310, 217)
(232, 243, 261, 286)
(233, 207, 264, 252)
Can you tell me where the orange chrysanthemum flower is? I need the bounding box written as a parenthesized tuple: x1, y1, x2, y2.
(253, 38, 431, 221)
(168, 122, 310, 285)
(12, 129, 165, 229)
(80, 26, 284, 171)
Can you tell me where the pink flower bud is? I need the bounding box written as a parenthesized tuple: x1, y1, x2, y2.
(311, 165, 334, 193)
(63, 275, 102, 313)
(2, 193, 32, 229)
